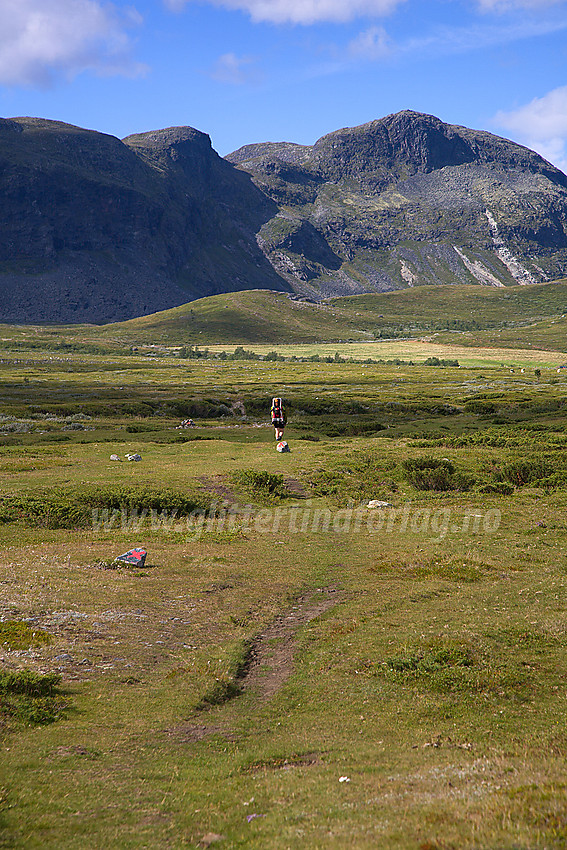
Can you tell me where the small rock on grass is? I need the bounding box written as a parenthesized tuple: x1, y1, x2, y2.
(198, 834, 224, 847)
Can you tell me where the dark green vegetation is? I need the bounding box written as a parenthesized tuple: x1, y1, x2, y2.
(3, 110, 567, 323)
(0, 322, 566, 849)
(0, 670, 65, 727)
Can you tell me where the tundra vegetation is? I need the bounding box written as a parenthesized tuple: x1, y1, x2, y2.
(0, 289, 566, 848)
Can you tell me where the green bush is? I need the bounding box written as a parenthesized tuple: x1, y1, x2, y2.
(464, 400, 497, 415)
(478, 481, 514, 495)
(233, 470, 287, 501)
(498, 457, 551, 487)
(402, 457, 475, 491)
(0, 485, 211, 528)
(0, 669, 65, 726)
(0, 492, 91, 528)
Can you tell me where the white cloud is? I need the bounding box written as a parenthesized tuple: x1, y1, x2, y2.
(165, 0, 406, 25)
(209, 52, 258, 84)
(341, 12, 567, 70)
(348, 25, 391, 60)
(477, 0, 564, 10)
(494, 86, 567, 173)
(0, 0, 145, 87)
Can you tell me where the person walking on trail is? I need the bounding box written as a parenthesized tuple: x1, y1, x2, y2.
(271, 397, 287, 440)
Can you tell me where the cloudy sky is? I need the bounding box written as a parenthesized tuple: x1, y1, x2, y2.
(1, 0, 567, 170)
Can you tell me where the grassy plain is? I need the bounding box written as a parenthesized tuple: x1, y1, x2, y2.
(1, 312, 567, 848)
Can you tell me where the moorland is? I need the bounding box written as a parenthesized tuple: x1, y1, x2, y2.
(1, 283, 567, 849)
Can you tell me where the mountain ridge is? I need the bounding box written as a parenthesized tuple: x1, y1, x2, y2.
(1, 110, 567, 322)
(226, 110, 567, 300)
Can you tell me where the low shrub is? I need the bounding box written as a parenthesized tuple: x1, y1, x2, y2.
(402, 457, 475, 491)
(232, 470, 287, 501)
(0, 492, 91, 528)
(0, 485, 211, 528)
(0, 669, 66, 726)
(477, 481, 515, 495)
(464, 400, 497, 415)
(498, 457, 552, 487)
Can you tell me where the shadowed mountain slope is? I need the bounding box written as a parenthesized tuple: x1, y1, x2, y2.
(0, 118, 288, 323)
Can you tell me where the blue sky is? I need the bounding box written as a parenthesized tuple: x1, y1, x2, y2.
(1, 0, 567, 171)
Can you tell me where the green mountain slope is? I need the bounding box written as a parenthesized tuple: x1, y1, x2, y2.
(89, 280, 567, 348)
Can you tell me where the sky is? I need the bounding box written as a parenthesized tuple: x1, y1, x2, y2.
(1, 0, 567, 172)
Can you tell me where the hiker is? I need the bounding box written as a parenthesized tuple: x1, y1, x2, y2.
(270, 397, 287, 440)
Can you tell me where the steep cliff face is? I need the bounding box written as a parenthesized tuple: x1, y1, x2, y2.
(227, 111, 567, 298)
(1, 110, 567, 323)
(0, 118, 287, 323)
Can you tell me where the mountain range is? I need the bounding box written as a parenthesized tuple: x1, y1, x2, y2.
(1, 110, 567, 323)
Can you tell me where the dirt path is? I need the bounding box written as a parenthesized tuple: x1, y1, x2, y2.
(239, 586, 341, 701)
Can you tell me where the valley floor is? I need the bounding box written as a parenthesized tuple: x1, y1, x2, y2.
(0, 345, 566, 849)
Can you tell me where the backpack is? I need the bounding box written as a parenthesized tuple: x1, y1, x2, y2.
(271, 397, 284, 422)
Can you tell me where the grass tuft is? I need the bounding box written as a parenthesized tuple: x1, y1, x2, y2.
(0, 621, 51, 650)
(0, 669, 66, 726)
(232, 470, 287, 502)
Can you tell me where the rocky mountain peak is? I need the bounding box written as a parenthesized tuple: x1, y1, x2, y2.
(309, 111, 476, 180)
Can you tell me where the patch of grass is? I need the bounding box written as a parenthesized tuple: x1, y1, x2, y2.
(386, 639, 475, 674)
(232, 469, 287, 502)
(0, 622, 51, 651)
(195, 676, 243, 710)
(0, 670, 66, 727)
(382, 636, 534, 699)
(498, 783, 567, 845)
(369, 555, 498, 582)
(489, 625, 564, 649)
(195, 640, 252, 711)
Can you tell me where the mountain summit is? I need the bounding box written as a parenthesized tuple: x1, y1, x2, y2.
(227, 110, 567, 298)
(1, 111, 566, 322)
